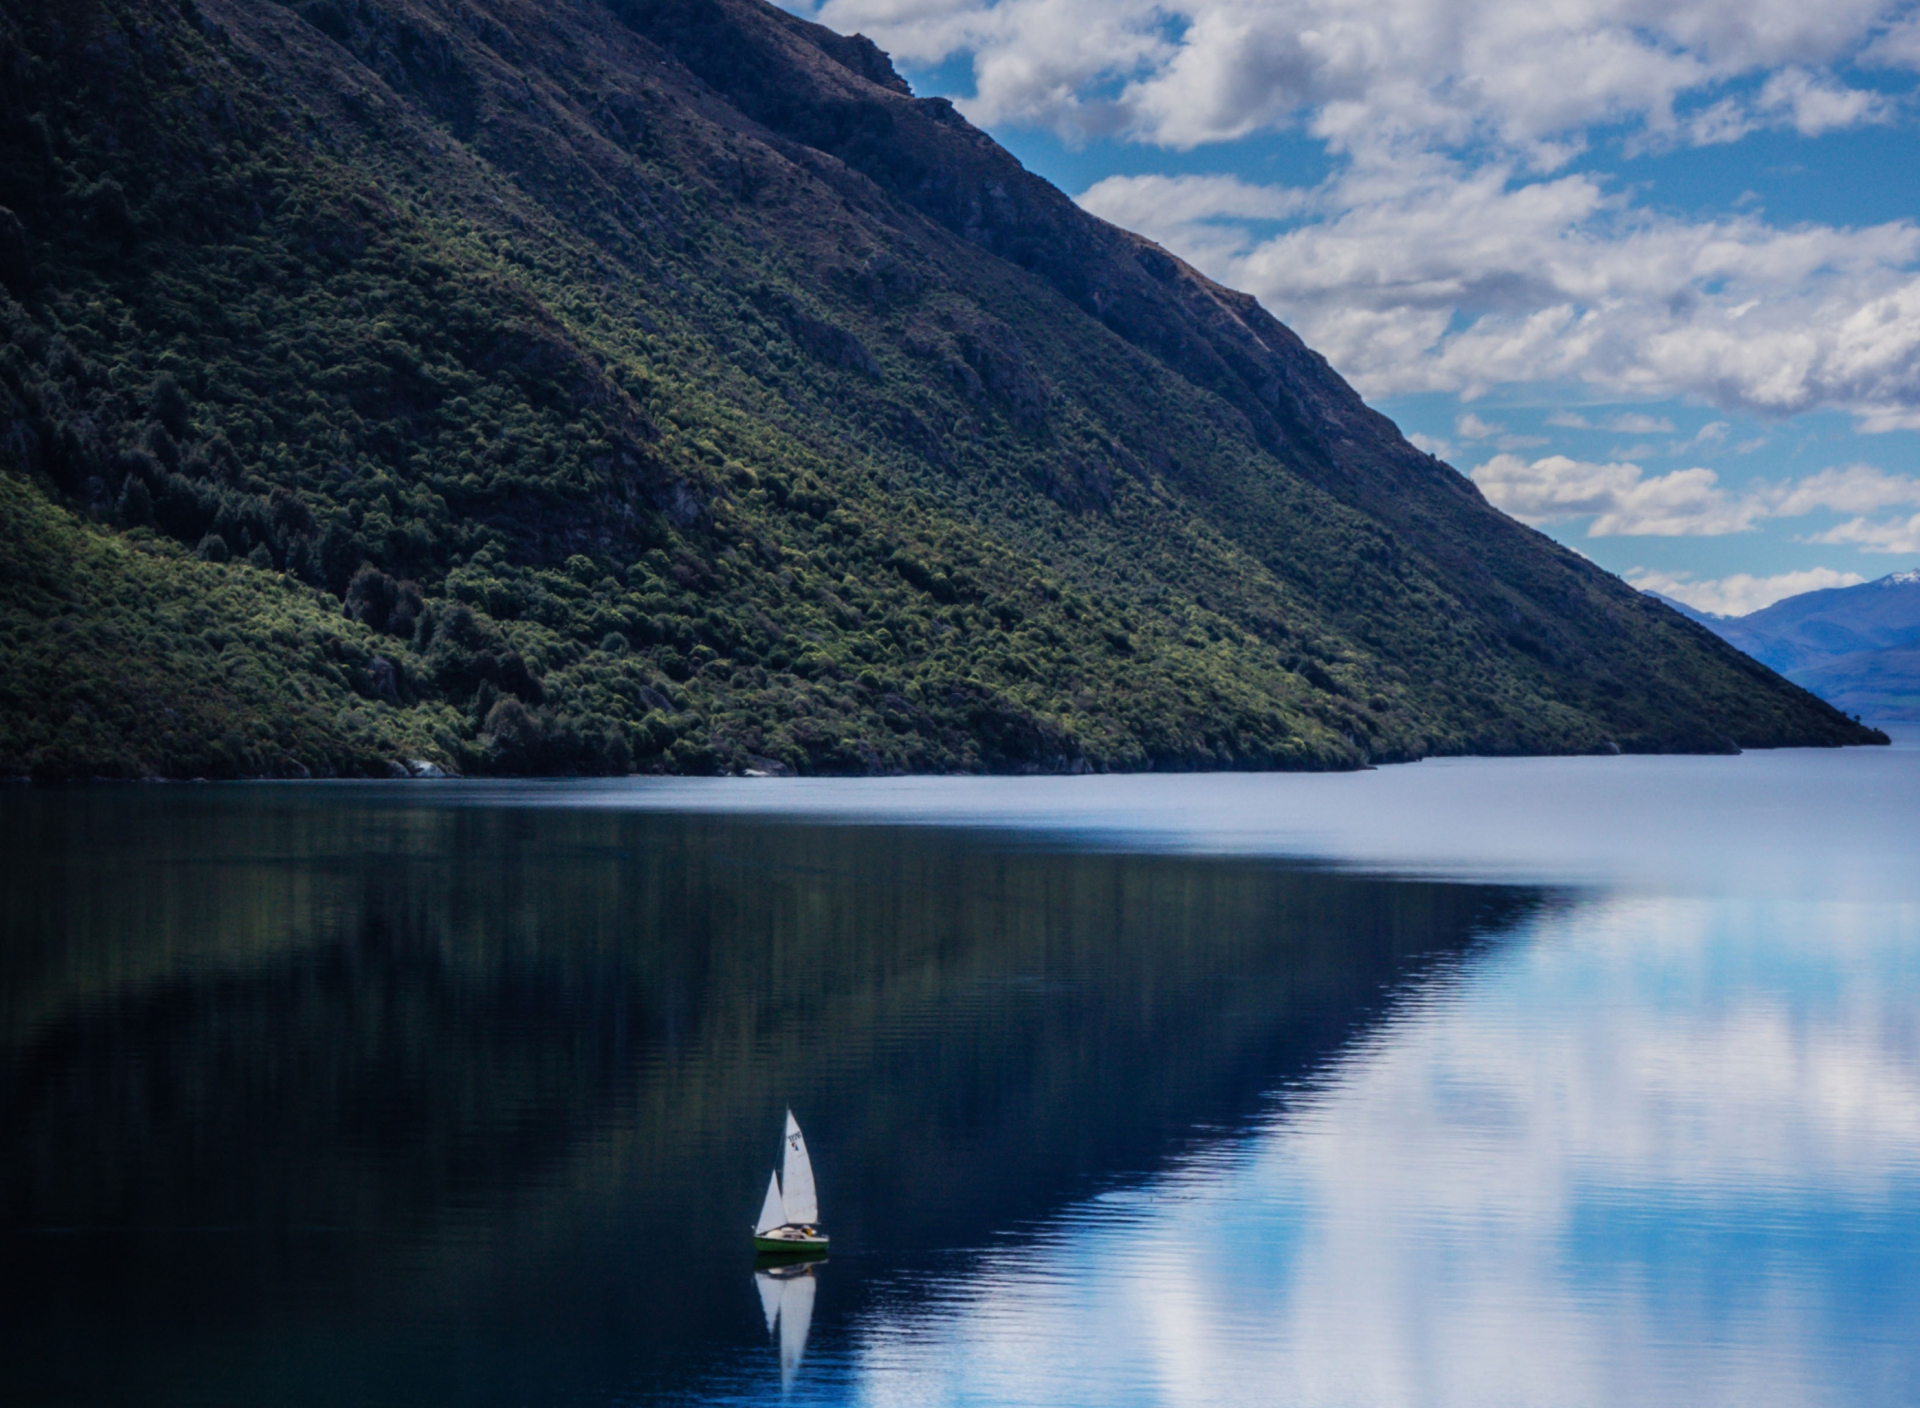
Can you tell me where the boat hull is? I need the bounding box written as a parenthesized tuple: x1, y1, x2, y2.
(754, 1227, 829, 1255)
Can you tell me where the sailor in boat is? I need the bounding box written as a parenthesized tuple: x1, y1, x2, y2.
(753, 1110, 828, 1253)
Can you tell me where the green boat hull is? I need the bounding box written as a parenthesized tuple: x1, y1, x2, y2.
(754, 1230, 828, 1255)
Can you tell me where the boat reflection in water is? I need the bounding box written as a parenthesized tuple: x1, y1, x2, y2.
(753, 1257, 823, 1391)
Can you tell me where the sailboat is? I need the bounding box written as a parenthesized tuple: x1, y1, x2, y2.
(753, 1110, 828, 1254)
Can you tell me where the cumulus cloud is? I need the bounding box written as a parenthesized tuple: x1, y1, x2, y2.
(1863, 13, 1920, 69)
(1767, 462, 1920, 515)
(811, 0, 1903, 158)
(1756, 65, 1897, 135)
(1073, 171, 1312, 228)
(1471, 456, 1920, 540)
(1470, 454, 1763, 536)
(1077, 159, 1920, 420)
(1629, 566, 1868, 614)
(1074, 172, 1315, 267)
(1805, 513, 1920, 552)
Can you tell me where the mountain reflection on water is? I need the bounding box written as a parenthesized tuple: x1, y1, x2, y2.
(1, 788, 1529, 1405)
(3, 741, 1918, 1407)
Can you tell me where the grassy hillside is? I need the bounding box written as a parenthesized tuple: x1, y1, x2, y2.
(0, 0, 1882, 778)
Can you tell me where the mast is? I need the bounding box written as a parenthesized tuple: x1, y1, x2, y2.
(780, 1110, 819, 1226)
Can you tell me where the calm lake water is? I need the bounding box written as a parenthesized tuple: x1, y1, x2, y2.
(4, 738, 1919, 1406)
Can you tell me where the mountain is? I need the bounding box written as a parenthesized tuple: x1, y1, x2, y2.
(0, 0, 1882, 779)
(1683, 572, 1920, 722)
(1643, 592, 1727, 629)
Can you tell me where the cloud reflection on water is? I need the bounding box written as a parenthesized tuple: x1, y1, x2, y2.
(847, 895, 1920, 1408)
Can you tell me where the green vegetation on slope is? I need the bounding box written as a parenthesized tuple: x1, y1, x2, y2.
(0, 472, 458, 776)
(0, 0, 1880, 777)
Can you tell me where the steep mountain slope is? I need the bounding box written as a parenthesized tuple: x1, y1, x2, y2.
(1672, 573, 1920, 721)
(0, 0, 1881, 778)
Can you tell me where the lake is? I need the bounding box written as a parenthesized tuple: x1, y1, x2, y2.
(4, 738, 1918, 1406)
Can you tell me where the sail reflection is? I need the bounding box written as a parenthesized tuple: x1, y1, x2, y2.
(754, 1261, 820, 1391)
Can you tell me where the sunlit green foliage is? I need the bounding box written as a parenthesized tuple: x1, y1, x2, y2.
(0, 473, 460, 777)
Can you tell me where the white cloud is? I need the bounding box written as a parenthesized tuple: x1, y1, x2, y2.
(1077, 160, 1920, 421)
(1075, 171, 1313, 228)
(1543, 410, 1678, 433)
(1766, 462, 1920, 515)
(1863, 13, 1920, 69)
(1658, 68, 1895, 152)
(1075, 171, 1316, 268)
(1628, 566, 1868, 614)
(1755, 65, 1896, 135)
(1805, 512, 1920, 552)
(1473, 454, 1920, 541)
(811, 0, 1903, 158)
(1455, 412, 1504, 439)
(1470, 453, 1763, 536)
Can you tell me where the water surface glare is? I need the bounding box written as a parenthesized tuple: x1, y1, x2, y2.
(3, 740, 1918, 1406)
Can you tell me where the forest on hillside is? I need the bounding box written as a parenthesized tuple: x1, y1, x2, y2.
(0, 0, 1879, 778)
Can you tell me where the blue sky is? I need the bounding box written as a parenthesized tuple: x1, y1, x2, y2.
(784, 0, 1920, 615)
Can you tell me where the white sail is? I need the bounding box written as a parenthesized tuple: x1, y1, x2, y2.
(780, 1110, 819, 1226)
(754, 1170, 786, 1236)
(777, 1270, 817, 1391)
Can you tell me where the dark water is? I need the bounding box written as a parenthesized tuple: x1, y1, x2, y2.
(4, 743, 1918, 1406)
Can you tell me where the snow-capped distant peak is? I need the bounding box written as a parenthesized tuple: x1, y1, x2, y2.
(1883, 570, 1920, 587)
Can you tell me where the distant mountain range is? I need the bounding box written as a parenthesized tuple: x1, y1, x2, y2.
(1649, 572, 1920, 721)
